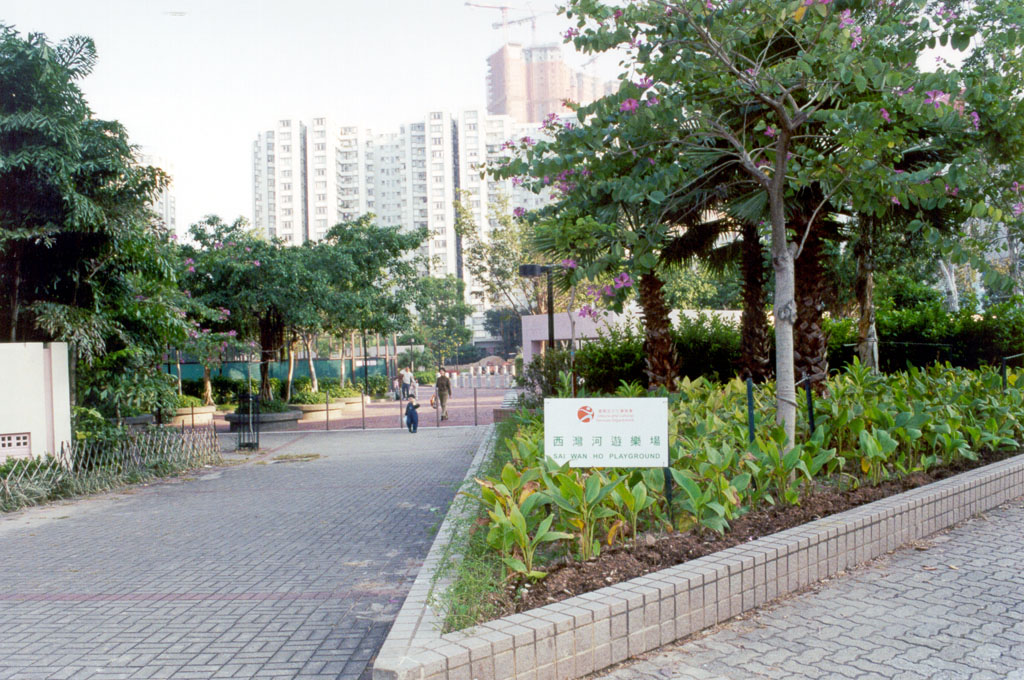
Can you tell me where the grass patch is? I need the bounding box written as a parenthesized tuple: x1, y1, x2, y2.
(429, 417, 521, 632)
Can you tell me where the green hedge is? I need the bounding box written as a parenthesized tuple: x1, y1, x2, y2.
(573, 314, 741, 394)
(828, 299, 1024, 372)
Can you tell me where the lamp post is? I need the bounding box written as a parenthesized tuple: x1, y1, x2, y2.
(518, 264, 555, 353)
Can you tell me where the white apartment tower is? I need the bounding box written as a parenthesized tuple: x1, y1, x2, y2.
(252, 118, 308, 245)
(251, 111, 549, 344)
(137, 148, 177, 233)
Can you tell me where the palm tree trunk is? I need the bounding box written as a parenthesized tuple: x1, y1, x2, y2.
(637, 273, 679, 389)
(794, 217, 830, 394)
(739, 222, 772, 382)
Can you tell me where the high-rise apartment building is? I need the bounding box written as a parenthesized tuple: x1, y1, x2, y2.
(137, 148, 177, 233)
(250, 110, 551, 344)
(487, 43, 609, 123)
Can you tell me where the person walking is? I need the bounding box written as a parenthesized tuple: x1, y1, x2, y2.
(435, 368, 453, 421)
(405, 398, 420, 433)
(400, 366, 414, 399)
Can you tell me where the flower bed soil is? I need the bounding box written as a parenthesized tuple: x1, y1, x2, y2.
(510, 448, 1017, 614)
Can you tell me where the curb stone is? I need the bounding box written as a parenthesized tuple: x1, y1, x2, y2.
(373, 431, 1024, 680)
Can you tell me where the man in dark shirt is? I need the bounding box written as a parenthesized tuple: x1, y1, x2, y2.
(435, 369, 453, 421)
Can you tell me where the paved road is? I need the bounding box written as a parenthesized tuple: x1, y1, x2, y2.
(0, 427, 485, 680)
(595, 497, 1024, 680)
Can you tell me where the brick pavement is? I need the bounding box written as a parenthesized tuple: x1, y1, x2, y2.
(593, 497, 1024, 680)
(0, 427, 485, 680)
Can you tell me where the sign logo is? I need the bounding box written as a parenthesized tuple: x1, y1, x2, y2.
(577, 405, 594, 422)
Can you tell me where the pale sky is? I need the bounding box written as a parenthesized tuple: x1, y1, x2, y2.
(4, 1, 617, 232)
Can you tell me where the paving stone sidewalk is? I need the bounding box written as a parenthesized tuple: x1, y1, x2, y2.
(594, 497, 1024, 680)
(0, 427, 484, 680)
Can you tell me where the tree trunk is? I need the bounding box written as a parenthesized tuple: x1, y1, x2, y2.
(793, 221, 830, 394)
(938, 260, 960, 312)
(854, 216, 878, 370)
(202, 365, 214, 406)
(285, 338, 296, 402)
(258, 313, 283, 402)
(9, 253, 21, 342)
(769, 186, 797, 449)
(637, 272, 679, 390)
(304, 333, 318, 392)
(739, 222, 773, 382)
(175, 351, 183, 395)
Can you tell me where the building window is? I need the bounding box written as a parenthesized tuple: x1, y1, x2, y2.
(280, 119, 291, 127)
(313, 117, 325, 125)
(315, 168, 325, 176)
(282, 183, 291, 191)
(314, 143, 326, 151)
(430, 112, 443, 120)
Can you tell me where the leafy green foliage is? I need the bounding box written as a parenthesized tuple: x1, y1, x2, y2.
(474, 363, 1024, 583)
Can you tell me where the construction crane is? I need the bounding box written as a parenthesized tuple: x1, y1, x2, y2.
(465, 2, 515, 43)
(493, 13, 539, 45)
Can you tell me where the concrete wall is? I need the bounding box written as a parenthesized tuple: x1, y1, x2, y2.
(0, 343, 72, 461)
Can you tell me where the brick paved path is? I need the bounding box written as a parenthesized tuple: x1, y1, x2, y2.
(595, 497, 1024, 680)
(0, 427, 484, 680)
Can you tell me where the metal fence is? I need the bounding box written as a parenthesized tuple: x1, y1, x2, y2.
(0, 426, 222, 513)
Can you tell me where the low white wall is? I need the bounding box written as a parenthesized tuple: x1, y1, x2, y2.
(0, 343, 72, 461)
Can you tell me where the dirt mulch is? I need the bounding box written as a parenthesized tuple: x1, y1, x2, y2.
(515, 449, 1016, 613)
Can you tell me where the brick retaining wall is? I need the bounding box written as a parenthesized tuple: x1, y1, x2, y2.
(373, 441, 1024, 680)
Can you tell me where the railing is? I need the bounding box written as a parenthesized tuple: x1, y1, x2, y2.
(0, 426, 222, 513)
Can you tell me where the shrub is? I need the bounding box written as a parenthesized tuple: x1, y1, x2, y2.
(574, 324, 645, 394)
(674, 313, 741, 382)
(349, 375, 389, 398)
(176, 394, 204, 409)
(180, 379, 204, 399)
(415, 371, 436, 385)
(235, 398, 292, 414)
(211, 375, 244, 402)
(289, 391, 333, 405)
(522, 349, 573, 397)
(292, 377, 312, 393)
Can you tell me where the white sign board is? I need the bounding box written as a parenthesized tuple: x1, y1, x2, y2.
(544, 398, 668, 468)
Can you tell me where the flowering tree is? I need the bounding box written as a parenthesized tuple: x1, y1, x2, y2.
(562, 0, 1024, 445)
(492, 99, 704, 388)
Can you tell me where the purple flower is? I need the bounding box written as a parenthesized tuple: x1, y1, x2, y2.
(880, 108, 891, 123)
(891, 196, 901, 206)
(184, 257, 194, 265)
(850, 25, 863, 48)
(764, 126, 775, 137)
(513, 207, 526, 218)
(924, 90, 948, 109)
(580, 168, 592, 177)
(228, 330, 238, 337)
(213, 241, 223, 250)
(620, 98, 640, 113)
(647, 158, 656, 166)
(838, 9, 855, 28)
(170, 233, 178, 241)
(614, 9, 623, 19)
(613, 272, 633, 289)
(578, 305, 598, 319)
(253, 260, 261, 267)
(511, 176, 524, 186)
(636, 77, 654, 89)
(187, 265, 195, 273)
(1012, 202, 1024, 216)
(897, 86, 915, 97)
(603, 284, 614, 297)
(542, 175, 551, 185)
(520, 136, 536, 146)
(646, 96, 659, 107)
(561, 258, 577, 269)
(970, 111, 980, 130)
(564, 27, 579, 40)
